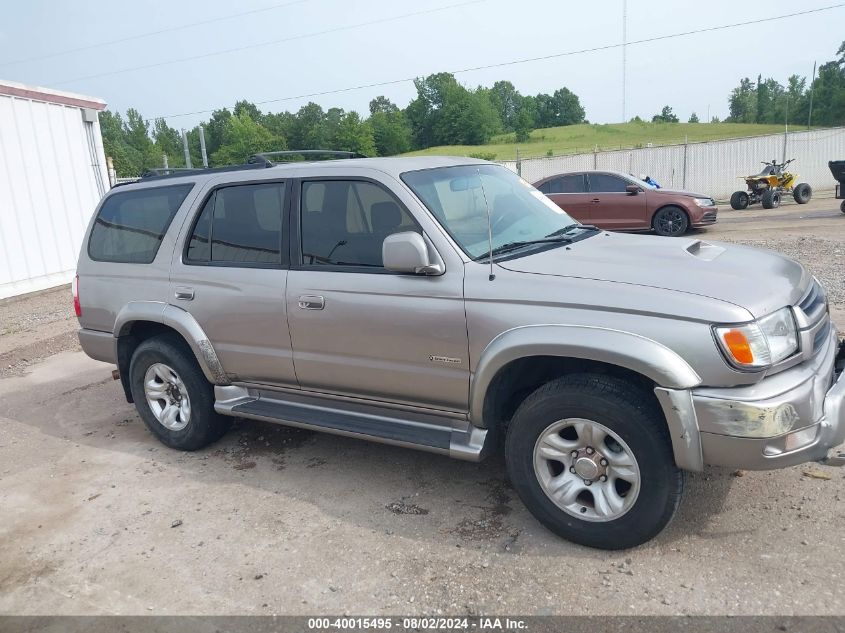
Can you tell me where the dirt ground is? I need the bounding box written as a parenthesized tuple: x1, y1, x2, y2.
(0, 197, 843, 616)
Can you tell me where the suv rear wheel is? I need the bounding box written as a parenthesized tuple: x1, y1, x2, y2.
(129, 334, 231, 451)
(505, 374, 684, 549)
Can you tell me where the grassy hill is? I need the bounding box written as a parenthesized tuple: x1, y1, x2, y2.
(403, 122, 790, 161)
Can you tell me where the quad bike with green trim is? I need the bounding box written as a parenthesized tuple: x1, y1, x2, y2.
(730, 158, 812, 210)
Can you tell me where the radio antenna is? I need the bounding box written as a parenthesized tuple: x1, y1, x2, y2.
(477, 168, 495, 281)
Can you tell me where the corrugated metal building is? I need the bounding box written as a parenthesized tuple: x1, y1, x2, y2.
(0, 80, 108, 300)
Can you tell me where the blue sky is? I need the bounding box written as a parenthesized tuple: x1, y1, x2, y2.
(0, 0, 841, 128)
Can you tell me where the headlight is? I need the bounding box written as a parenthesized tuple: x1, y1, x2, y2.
(714, 307, 798, 370)
(693, 197, 715, 207)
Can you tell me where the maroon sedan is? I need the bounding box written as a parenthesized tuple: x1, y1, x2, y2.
(533, 170, 718, 237)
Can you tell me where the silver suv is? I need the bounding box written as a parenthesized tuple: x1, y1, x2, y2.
(76, 154, 845, 549)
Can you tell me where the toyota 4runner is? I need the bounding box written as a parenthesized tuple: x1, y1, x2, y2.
(76, 153, 845, 549)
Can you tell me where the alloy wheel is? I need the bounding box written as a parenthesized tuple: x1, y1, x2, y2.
(144, 363, 191, 431)
(533, 418, 641, 522)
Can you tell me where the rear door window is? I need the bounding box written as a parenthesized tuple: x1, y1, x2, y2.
(186, 182, 284, 266)
(88, 184, 193, 263)
(538, 175, 586, 194)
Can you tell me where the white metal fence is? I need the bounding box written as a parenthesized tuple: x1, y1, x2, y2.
(501, 127, 845, 200)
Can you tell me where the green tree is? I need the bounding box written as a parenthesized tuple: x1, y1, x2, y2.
(406, 73, 502, 147)
(688, 112, 699, 123)
(288, 102, 327, 149)
(808, 41, 845, 126)
(405, 72, 460, 148)
(210, 114, 282, 165)
(203, 108, 232, 157)
(100, 109, 142, 177)
(728, 77, 757, 122)
(369, 96, 411, 155)
(332, 111, 376, 156)
(651, 105, 679, 123)
(488, 80, 522, 131)
(233, 100, 262, 123)
(514, 107, 533, 142)
(151, 118, 183, 166)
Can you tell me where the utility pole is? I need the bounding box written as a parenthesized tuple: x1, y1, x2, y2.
(199, 125, 209, 168)
(621, 0, 627, 122)
(163, 154, 169, 170)
(782, 95, 789, 163)
(807, 61, 817, 130)
(181, 129, 192, 169)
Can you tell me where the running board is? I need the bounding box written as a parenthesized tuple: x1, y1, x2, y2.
(214, 386, 487, 462)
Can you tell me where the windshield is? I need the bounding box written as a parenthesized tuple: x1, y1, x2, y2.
(402, 164, 580, 260)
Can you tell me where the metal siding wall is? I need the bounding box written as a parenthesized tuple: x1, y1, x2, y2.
(0, 95, 105, 299)
(503, 127, 845, 199)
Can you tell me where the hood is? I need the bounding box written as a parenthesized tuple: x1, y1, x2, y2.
(651, 188, 711, 199)
(497, 232, 809, 319)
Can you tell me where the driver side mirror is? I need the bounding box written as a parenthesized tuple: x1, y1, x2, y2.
(625, 184, 641, 195)
(383, 231, 444, 275)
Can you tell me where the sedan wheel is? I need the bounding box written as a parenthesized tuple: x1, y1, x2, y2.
(652, 207, 689, 237)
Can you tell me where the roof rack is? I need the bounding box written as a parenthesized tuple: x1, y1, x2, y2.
(247, 150, 367, 166)
(133, 149, 366, 182)
(139, 162, 271, 181)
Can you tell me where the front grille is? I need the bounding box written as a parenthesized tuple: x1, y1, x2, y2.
(813, 319, 832, 353)
(701, 211, 718, 221)
(799, 279, 827, 322)
(798, 279, 831, 357)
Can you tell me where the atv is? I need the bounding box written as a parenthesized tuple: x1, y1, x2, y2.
(730, 158, 812, 210)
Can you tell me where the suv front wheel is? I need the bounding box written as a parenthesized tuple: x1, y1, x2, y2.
(505, 374, 684, 549)
(129, 334, 231, 451)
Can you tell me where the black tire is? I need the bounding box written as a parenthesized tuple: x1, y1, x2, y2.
(792, 183, 812, 204)
(129, 333, 231, 451)
(841, 200, 845, 214)
(652, 206, 689, 237)
(505, 374, 684, 550)
(730, 191, 749, 210)
(761, 189, 781, 209)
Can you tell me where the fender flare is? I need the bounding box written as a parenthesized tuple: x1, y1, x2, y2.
(113, 301, 230, 385)
(469, 324, 701, 425)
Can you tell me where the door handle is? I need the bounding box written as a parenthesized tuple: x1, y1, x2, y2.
(298, 295, 325, 310)
(174, 286, 194, 301)
(591, 198, 601, 203)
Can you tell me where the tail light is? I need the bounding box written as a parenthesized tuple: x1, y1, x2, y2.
(72, 274, 81, 317)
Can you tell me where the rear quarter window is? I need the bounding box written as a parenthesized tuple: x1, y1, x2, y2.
(88, 184, 193, 263)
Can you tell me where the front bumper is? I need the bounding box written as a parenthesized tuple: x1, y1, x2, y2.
(693, 328, 845, 470)
(691, 207, 718, 227)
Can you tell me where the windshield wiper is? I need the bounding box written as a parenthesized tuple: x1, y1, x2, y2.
(482, 236, 573, 258)
(545, 224, 599, 238)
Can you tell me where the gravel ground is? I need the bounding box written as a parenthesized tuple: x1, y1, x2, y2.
(0, 199, 843, 617)
(0, 285, 79, 379)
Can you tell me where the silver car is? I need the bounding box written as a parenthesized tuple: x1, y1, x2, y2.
(76, 154, 845, 549)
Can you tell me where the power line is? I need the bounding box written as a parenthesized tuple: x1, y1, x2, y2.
(51, 0, 488, 87)
(150, 2, 844, 121)
(0, 0, 311, 69)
